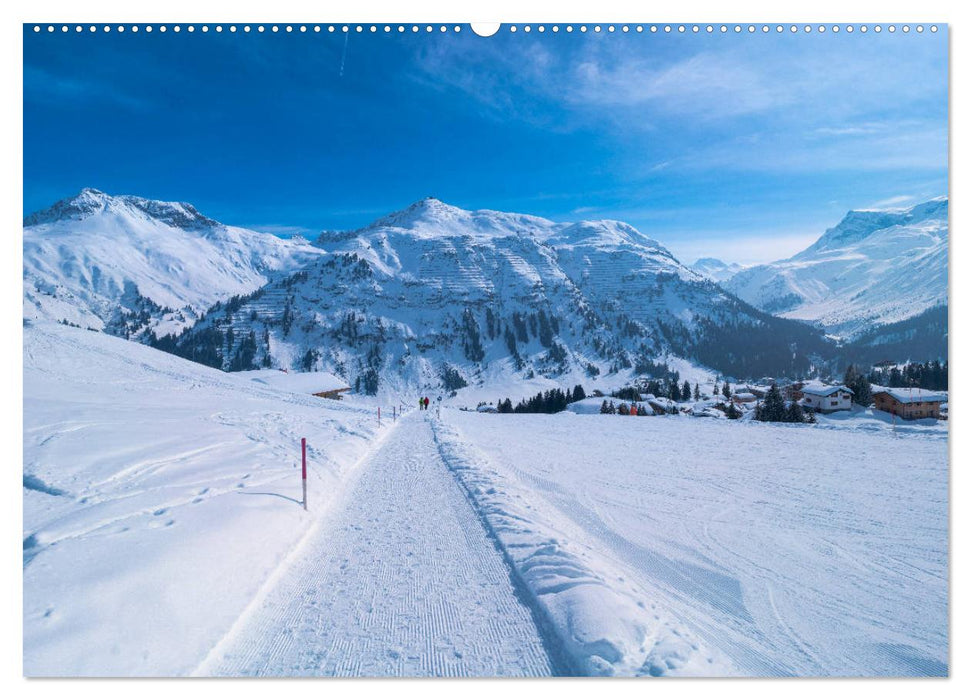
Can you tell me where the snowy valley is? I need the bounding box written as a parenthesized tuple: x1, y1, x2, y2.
(22, 190, 949, 677)
(23, 320, 948, 676)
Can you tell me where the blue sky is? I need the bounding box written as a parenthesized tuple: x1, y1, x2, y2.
(23, 25, 947, 264)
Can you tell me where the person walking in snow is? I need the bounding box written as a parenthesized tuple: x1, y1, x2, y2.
(423, 397, 430, 410)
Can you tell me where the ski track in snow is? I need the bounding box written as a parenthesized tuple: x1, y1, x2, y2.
(437, 412, 948, 677)
(198, 413, 554, 677)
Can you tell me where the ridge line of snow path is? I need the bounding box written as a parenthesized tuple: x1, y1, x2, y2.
(194, 411, 554, 677)
(190, 416, 402, 677)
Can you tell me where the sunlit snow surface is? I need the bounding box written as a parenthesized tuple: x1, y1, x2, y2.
(435, 410, 947, 676)
(24, 322, 947, 676)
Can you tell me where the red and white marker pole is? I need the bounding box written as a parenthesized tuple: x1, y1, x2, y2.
(301, 437, 307, 511)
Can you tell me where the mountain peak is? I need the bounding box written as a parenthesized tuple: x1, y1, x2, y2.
(802, 197, 947, 257)
(366, 197, 468, 229)
(690, 257, 745, 283)
(24, 189, 222, 231)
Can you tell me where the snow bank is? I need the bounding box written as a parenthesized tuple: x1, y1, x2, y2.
(564, 397, 609, 415)
(236, 368, 350, 395)
(430, 416, 735, 676)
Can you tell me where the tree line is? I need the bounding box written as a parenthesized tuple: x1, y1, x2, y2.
(496, 384, 586, 414)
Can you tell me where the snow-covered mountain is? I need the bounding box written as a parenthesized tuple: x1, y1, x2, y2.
(161, 198, 833, 394)
(725, 198, 948, 340)
(23, 189, 324, 338)
(690, 258, 746, 283)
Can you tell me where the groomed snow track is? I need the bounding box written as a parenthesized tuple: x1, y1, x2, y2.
(195, 412, 560, 677)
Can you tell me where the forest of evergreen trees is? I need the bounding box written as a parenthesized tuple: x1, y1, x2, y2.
(866, 360, 948, 391)
(496, 385, 586, 414)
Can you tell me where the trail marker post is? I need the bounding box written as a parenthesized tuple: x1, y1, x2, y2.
(393, 405, 396, 422)
(301, 437, 307, 511)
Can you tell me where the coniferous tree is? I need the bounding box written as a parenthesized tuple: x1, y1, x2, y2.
(843, 364, 872, 406)
(504, 326, 517, 356)
(572, 384, 587, 402)
(725, 402, 742, 419)
(785, 399, 806, 423)
(693, 383, 701, 401)
(681, 380, 692, 402)
(722, 382, 731, 400)
(668, 381, 681, 401)
(600, 399, 610, 414)
(758, 383, 787, 422)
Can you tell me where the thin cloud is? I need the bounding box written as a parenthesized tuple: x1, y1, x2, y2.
(867, 194, 917, 209)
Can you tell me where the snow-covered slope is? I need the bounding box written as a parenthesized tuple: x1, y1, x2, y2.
(164, 198, 834, 394)
(725, 198, 948, 339)
(23, 320, 384, 675)
(23, 189, 324, 338)
(690, 257, 746, 283)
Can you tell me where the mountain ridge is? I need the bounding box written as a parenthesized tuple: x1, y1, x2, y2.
(726, 197, 948, 340)
(23, 189, 325, 338)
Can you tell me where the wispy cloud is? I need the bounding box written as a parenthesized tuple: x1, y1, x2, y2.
(410, 32, 947, 178)
(866, 194, 917, 209)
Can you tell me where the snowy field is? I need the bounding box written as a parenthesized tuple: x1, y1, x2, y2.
(23, 321, 948, 677)
(436, 410, 948, 676)
(23, 321, 384, 676)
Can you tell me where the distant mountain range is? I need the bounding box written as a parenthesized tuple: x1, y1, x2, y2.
(725, 198, 948, 340)
(690, 258, 747, 283)
(23, 188, 324, 338)
(23, 190, 948, 394)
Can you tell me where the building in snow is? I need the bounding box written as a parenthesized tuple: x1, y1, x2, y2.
(799, 382, 854, 413)
(873, 388, 947, 420)
(238, 369, 351, 400)
(731, 391, 758, 405)
(313, 386, 352, 400)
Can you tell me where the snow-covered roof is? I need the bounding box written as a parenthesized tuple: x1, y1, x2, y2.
(873, 388, 947, 404)
(800, 382, 853, 397)
(733, 392, 757, 400)
(238, 369, 350, 395)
